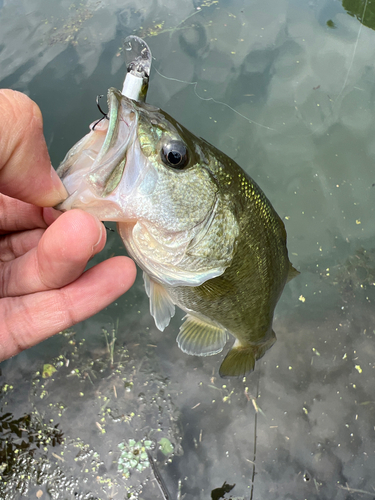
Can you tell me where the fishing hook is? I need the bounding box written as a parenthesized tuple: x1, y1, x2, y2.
(92, 94, 109, 130)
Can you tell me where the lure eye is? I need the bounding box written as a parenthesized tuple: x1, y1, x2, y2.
(161, 141, 189, 169)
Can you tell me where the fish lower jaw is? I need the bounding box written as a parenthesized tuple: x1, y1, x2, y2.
(57, 192, 135, 222)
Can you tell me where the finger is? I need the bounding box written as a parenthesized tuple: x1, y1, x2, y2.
(0, 256, 137, 360)
(0, 228, 44, 262)
(0, 89, 67, 206)
(0, 209, 106, 297)
(0, 194, 62, 234)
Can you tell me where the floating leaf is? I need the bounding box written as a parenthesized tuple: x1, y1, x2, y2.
(159, 437, 174, 455)
(42, 364, 57, 378)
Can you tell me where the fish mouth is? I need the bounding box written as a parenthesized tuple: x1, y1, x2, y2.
(56, 88, 138, 220)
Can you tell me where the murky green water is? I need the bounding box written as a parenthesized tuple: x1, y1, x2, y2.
(1, 0, 375, 498)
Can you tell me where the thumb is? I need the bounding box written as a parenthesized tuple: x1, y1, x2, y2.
(0, 89, 67, 207)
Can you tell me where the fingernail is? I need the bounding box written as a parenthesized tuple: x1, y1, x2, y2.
(93, 217, 105, 251)
(50, 165, 69, 204)
(43, 207, 62, 226)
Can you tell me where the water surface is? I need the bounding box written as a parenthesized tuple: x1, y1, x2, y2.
(1, 0, 375, 498)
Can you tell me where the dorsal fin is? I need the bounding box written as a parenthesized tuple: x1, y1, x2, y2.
(143, 273, 175, 331)
(177, 314, 227, 356)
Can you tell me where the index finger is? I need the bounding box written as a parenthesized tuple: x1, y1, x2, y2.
(0, 89, 67, 207)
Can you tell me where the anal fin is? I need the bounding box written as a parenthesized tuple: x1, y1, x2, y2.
(143, 272, 175, 331)
(177, 314, 227, 357)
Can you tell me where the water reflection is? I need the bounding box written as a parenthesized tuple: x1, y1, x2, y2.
(1, 0, 375, 498)
(343, 0, 375, 31)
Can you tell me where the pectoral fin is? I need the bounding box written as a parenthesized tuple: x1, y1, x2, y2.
(219, 331, 277, 378)
(177, 314, 228, 356)
(143, 273, 175, 331)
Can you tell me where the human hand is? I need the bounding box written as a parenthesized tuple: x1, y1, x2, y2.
(0, 89, 136, 361)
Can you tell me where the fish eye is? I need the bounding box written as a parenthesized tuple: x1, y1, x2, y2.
(161, 141, 189, 169)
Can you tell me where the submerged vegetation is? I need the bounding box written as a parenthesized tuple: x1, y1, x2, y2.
(46, 2, 98, 46)
(0, 326, 182, 499)
(0, 411, 64, 491)
(322, 246, 375, 300)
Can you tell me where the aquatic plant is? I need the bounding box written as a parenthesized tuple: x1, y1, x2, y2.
(117, 439, 153, 478)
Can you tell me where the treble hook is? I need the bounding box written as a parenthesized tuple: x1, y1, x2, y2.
(92, 95, 109, 130)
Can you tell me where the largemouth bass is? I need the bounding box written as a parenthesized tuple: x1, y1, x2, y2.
(57, 88, 298, 377)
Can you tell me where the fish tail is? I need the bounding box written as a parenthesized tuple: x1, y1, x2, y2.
(219, 331, 276, 378)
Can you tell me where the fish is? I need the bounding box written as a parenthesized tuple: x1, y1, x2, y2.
(56, 87, 299, 377)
